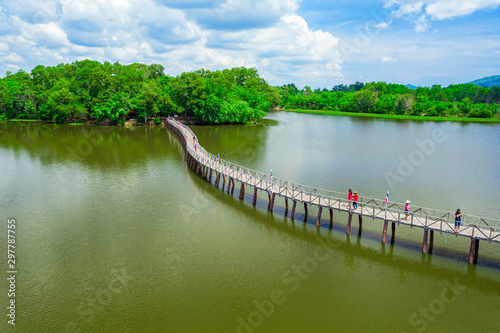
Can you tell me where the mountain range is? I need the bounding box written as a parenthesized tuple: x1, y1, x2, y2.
(406, 75, 500, 89)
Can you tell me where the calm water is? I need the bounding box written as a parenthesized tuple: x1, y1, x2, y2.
(1, 113, 499, 333)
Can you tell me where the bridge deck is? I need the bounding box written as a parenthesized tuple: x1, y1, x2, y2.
(167, 119, 500, 244)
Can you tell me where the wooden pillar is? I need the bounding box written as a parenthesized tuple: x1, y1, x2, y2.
(269, 193, 276, 212)
(382, 220, 389, 244)
(304, 203, 308, 216)
(474, 239, 480, 264)
(227, 178, 231, 193)
(215, 173, 220, 188)
(285, 198, 289, 209)
(469, 239, 480, 264)
(391, 222, 396, 244)
(347, 213, 352, 235)
(358, 215, 363, 230)
(422, 229, 429, 254)
(208, 169, 213, 182)
(329, 209, 333, 227)
(239, 183, 245, 200)
(252, 187, 258, 205)
(222, 175, 226, 190)
(429, 230, 434, 253)
(291, 200, 297, 219)
(231, 179, 235, 195)
(196, 163, 201, 174)
(468, 238, 476, 264)
(316, 207, 323, 227)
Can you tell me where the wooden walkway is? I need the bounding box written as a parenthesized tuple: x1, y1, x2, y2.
(167, 119, 500, 264)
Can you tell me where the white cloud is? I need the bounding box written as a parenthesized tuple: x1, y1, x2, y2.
(4, 53, 24, 62)
(385, 0, 500, 31)
(425, 0, 500, 19)
(382, 56, 398, 62)
(375, 20, 393, 29)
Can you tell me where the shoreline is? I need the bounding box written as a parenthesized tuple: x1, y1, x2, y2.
(283, 109, 500, 123)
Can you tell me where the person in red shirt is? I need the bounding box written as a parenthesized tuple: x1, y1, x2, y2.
(353, 191, 358, 209)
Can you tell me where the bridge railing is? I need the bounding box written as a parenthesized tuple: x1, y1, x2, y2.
(168, 119, 500, 239)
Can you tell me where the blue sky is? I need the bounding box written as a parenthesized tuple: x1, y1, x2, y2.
(0, 0, 499, 88)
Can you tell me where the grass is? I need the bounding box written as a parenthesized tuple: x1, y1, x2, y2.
(283, 109, 500, 123)
(69, 122, 85, 126)
(9, 119, 41, 122)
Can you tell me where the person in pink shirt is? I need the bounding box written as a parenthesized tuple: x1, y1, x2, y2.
(347, 189, 352, 210)
(405, 200, 410, 220)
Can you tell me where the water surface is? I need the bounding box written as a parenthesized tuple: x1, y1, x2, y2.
(1, 113, 499, 333)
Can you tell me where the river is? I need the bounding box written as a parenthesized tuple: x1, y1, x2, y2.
(0, 112, 499, 332)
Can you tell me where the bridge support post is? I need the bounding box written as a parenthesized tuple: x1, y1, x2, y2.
(468, 239, 480, 264)
(316, 207, 323, 227)
(239, 183, 245, 200)
(285, 198, 289, 216)
(347, 213, 352, 235)
(227, 178, 231, 193)
(269, 193, 276, 212)
(215, 172, 220, 188)
(391, 222, 396, 244)
(222, 175, 226, 190)
(382, 220, 388, 244)
(304, 203, 308, 216)
(422, 229, 429, 254)
(358, 215, 363, 230)
(252, 187, 258, 205)
(329, 209, 333, 228)
(291, 201, 297, 219)
(231, 179, 235, 195)
(196, 163, 201, 174)
(429, 230, 434, 253)
(208, 169, 213, 182)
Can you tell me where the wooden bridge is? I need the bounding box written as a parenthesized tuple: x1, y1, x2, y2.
(167, 118, 500, 264)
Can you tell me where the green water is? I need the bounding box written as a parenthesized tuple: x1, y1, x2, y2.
(1, 112, 499, 333)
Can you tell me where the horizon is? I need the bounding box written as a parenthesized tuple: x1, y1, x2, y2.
(1, 1, 500, 88)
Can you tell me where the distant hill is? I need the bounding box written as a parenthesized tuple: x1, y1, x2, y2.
(468, 75, 500, 88)
(406, 84, 418, 89)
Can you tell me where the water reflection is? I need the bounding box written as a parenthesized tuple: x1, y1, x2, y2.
(0, 122, 174, 169)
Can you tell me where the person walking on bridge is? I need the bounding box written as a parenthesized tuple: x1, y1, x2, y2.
(405, 200, 410, 220)
(455, 209, 463, 233)
(347, 189, 353, 210)
(353, 191, 358, 209)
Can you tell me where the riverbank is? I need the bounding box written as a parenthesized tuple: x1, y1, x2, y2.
(284, 109, 500, 123)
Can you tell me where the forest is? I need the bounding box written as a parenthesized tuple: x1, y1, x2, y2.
(0, 60, 499, 124)
(0, 60, 279, 124)
(279, 81, 500, 119)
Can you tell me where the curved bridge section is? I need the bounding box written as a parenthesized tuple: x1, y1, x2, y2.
(167, 118, 500, 264)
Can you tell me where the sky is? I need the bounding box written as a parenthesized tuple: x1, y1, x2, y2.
(0, 0, 499, 88)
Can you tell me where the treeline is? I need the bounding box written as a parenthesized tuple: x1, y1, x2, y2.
(1, 60, 499, 124)
(279, 82, 500, 118)
(0, 60, 279, 124)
